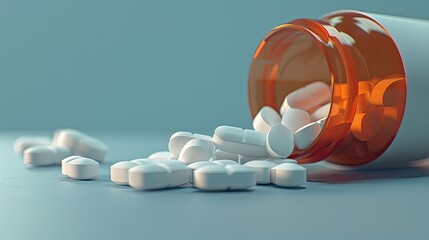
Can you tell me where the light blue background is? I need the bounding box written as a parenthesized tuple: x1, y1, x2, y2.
(0, 0, 426, 133)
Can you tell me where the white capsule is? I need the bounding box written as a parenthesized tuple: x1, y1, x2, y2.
(213, 149, 240, 162)
(75, 136, 108, 162)
(193, 164, 256, 191)
(294, 122, 322, 150)
(168, 131, 213, 157)
(266, 123, 294, 158)
(23, 145, 71, 166)
(281, 108, 311, 132)
(14, 136, 51, 154)
(148, 151, 177, 160)
(280, 81, 331, 115)
(253, 106, 281, 133)
(62, 155, 82, 175)
(310, 103, 331, 121)
(270, 163, 306, 187)
(110, 161, 140, 185)
(213, 126, 268, 157)
(128, 161, 189, 191)
(178, 139, 214, 165)
(66, 158, 99, 180)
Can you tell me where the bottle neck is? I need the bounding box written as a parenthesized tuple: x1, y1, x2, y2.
(248, 10, 406, 166)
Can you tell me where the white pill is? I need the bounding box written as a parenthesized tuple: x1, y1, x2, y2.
(253, 106, 281, 133)
(213, 126, 268, 157)
(111, 161, 140, 185)
(280, 81, 331, 115)
(187, 161, 215, 184)
(75, 136, 108, 162)
(266, 123, 294, 158)
(213, 149, 240, 162)
(239, 155, 263, 164)
(178, 139, 214, 165)
(14, 136, 51, 154)
(52, 129, 86, 150)
(148, 151, 177, 160)
(128, 161, 189, 190)
(317, 117, 327, 128)
(294, 122, 322, 150)
(310, 103, 331, 121)
(270, 163, 306, 187)
(23, 145, 71, 166)
(193, 164, 256, 191)
(66, 158, 99, 180)
(281, 108, 311, 132)
(168, 131, 213, 157)
(62, 155, 81, 175)
(244, 160, 277, 184)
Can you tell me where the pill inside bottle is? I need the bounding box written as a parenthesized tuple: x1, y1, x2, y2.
(248, 10, 413, 167)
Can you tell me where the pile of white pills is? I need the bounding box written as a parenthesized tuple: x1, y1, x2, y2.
(15, 129, 108, 180)
(13, 81, 332, 191)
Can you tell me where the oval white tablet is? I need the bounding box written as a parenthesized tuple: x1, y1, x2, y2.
(213, 126, 268, 157)
(23, 145, 71, 166)
(266, 123, 294, 158)
(111, 161, 140, 185)
(168, 131, 213, 157)
(66, 158, 99, 180)
(294, 122, 322, 150)
(62, 155, 82, 175)
(52, 129, 86, 150)
(253, 106, 281, 133)
(14, 136, 51, 154)
(178, 139, 214, 165)
(270, 163, 306, 187)
(281, 108, 311, 132)
(76, 136, 108, 162)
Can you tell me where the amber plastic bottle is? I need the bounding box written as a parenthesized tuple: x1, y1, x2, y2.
(248, 10, 429, 168)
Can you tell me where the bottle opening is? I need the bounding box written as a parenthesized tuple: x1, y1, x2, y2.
(248, 10, 406, 166)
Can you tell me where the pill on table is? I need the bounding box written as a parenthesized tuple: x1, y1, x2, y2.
(14, 136, 51, 154)
(111, 161, 140, 185)
(244, 160, 277, 184)
(280, 81, 331, 115)
(75, 136, 108, 162)
(128, 161, 189, 191)
(66, 158, 99, 180)
(168, 131, 213, 157)
(178, 139, 214, 165)
(281, 108, 311, 132)
(270, 163, 307, 187)
(193, 164, 256, 191)
(213, 126, 268, 157)
(253, 106, 281, 133)
(294, 122, 322, 150)
(213, 149, 240, 162)
(52, 129, 108, 162)
(23, 145, 71, 166)
(62, 156, 82, 175)
(266, 123, 294, 158)
(187, 161, 215, 183)
(148, 151, 177, 160)
(52, 129, 86, 150)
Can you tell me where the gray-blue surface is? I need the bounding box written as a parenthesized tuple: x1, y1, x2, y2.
(1, 131, 429, 240)
(0, 0, 427, 132)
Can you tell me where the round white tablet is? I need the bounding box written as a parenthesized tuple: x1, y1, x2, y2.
(266, 123, 294, 158)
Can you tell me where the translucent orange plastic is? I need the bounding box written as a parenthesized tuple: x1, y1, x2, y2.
(248, 11, 406, 166)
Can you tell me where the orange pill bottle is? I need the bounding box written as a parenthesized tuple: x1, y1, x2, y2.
(248, 10, 429, 168)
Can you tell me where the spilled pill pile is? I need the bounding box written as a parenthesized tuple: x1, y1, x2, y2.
(14, 81, 335, 191)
